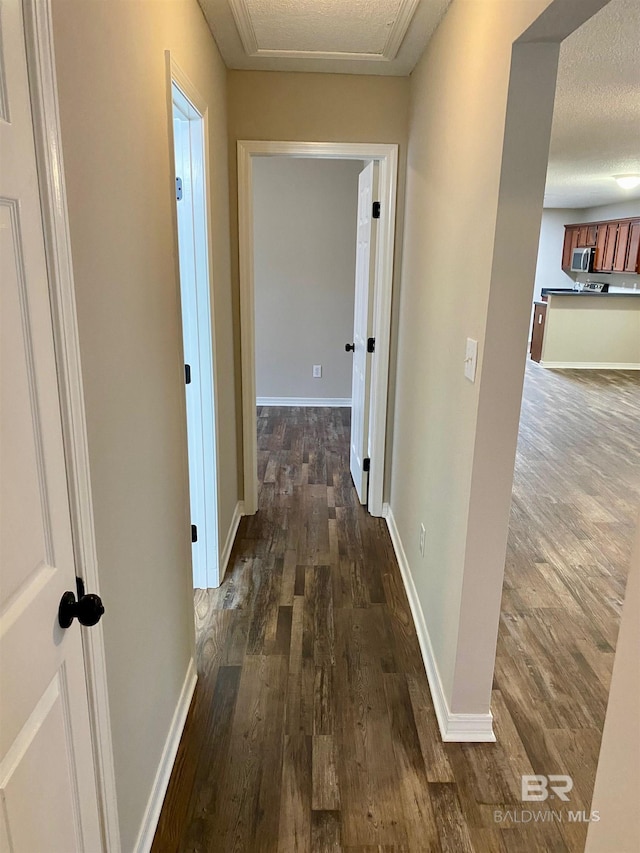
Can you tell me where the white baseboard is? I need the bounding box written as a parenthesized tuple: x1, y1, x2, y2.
(382, 503, 495, 743)
(220, 500, 244, 582)
(134, 658, 197, 853)
(540, 361, 640, 370)
(256, 397, 352, 407)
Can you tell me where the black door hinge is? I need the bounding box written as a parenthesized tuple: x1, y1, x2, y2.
(363, 457, 371, 473)
(191, 524, 198, 543)
(372, 201, 381, 219)
(176, 177, 183, 201)
(185, 364, 191, 385)
(367, 337, 375, 353)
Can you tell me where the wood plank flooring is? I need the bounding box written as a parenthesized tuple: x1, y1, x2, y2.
(152, 364, 640, 852)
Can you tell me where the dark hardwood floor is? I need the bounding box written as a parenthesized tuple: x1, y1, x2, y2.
(152, 364, 640, 852)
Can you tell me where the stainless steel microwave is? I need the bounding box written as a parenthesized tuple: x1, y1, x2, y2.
(571, 246, 594, 273)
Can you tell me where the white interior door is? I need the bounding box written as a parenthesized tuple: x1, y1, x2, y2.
(349, 161, 378, 504)
(0, 0, 103, 850)
(172, 84, 219, 589)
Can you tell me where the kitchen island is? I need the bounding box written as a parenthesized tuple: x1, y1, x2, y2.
(531, 292, 640, 369)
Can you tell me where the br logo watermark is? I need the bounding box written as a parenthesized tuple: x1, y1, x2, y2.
(521, 774, 573, 802)
(493, 775, 600, 825)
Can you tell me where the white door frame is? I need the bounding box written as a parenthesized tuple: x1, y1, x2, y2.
(238, 140, 398, 517)
(21, 1, 120, 849)
(169, 63, 221, 588)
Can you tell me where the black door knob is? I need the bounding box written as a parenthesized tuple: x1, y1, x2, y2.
(345, 343, 355, 352)
(58, 589, 105, 629)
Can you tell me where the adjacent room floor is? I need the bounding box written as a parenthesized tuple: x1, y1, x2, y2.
(153, 363, 639, 852)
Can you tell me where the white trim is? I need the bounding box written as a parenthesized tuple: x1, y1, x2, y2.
(219, 501, 244, 583)
(540, 361, 640, 370)
(227, 0, 259, 56)
(228, 0, 419, 62)
(238, 142, 258, 514)
(239, 140, 398, 160)
(257, 397, 352, 408)
(22, 1, 121, 849)
(238, 140, 398, 518)
(241, 48, 398, 62)
(133, 659, 197, 853)
(382, 504, 496, 743)
(382, 0, 420, 61)
(169, 56, 207, 115)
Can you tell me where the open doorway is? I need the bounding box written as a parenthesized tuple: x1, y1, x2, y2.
(237, 141, 398, 518)
(171, 77, 220, 589)
(251, 155, 380, 508)
(458, 4, 639, 849)
(489, 0, 639, 845)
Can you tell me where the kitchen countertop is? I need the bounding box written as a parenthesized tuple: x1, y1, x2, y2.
(538, 288, 640, 299)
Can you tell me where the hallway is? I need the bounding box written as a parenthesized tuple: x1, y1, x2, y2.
(153, 366, 639, 852)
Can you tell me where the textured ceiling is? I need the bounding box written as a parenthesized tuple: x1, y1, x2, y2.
(237, 0, 408, 56)
(545, 0, 640, 208)
(198, 0, 452, 75)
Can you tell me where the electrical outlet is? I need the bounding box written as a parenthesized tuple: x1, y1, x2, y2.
(313, 364, 322, 378)
(419, 523, 426, 557)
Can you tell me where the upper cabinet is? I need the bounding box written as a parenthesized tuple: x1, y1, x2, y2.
(577, 224, 597, 247)
(599, 222, 619, 272)
(613, 222, 631, 272)
(562, 217, 640, 274)
(562, 226, 580, 270)
(626, 222, 640, 273)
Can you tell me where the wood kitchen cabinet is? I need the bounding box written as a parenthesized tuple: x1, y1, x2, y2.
(530, 302, 547, 363)
(562, 227, 580, 270)
(577, 225, 597, 247)
(597, 222, 619, 272)
(594, 224, 609, 271)
(613, 221, 630, 272)
(624, 221, 640, 273)
(563, 217, 640, 274)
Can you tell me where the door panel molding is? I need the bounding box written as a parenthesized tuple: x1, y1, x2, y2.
(21, 1, 120, 848)
(1, 197, 56, 563)
(237, 140, 398, 517)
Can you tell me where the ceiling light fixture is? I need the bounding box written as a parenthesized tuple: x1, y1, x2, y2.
(613, 175, 640, 190)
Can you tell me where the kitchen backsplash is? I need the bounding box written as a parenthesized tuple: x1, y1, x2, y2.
(574, 271, 640, 293)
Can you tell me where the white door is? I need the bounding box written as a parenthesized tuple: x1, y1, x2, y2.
(0, 1, 103, 849)
(172, 84, 219, 589)
(349, 161, 378, 503)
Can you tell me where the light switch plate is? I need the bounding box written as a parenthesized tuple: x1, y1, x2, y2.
(464, 339, 478, 382)
(313, 364, 322, 378)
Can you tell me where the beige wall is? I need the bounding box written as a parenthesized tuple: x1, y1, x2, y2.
(227, 70, 410, 144)
(585, 517, 640, 852)
(253, 157, 361, 400)
(227, 71, 410, 492)
(389, 0, 608, 718)
(51, 1, 236, 849)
